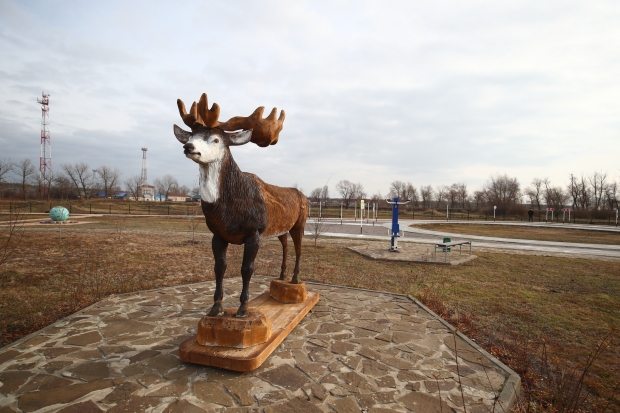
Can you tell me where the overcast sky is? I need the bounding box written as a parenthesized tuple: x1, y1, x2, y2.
(1, 1, 619, 197)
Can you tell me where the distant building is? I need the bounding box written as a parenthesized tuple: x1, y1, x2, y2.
(167, 193, 191, 202)
(139, 183, 155, 201)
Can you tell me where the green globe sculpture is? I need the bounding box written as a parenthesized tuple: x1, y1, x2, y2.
(49, 206, 70, 222)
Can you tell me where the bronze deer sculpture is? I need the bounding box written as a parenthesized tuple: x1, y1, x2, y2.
(173, 93, 308, 317)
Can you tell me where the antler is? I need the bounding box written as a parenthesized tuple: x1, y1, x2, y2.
(219, 106, 285, 147)
(176, 93, 285, 147)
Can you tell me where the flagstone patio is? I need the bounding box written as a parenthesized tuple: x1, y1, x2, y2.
(0, 276, 519, 412)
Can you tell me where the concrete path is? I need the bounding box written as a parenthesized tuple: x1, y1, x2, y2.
(306, 219, 620, 261)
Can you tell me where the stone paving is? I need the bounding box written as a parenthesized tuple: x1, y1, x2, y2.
(0, 276, 519, 412)
(347, 244, 477, 265)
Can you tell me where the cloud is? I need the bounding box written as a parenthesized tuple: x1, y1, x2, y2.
(1, 0, 619, 198)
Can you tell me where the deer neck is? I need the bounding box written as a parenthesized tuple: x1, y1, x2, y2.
(199, 150, 237, 204)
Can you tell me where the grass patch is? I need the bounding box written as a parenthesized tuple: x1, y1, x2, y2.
(414, 223, 620, 245)
(1, 218, 619, 411)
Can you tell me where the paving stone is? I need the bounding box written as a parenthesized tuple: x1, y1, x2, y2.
(330, 396, 362, 413)
(318, 323, 346, 333)
(0, 350, 22, 364)
(194, 381, 234, 406)
(224, 378, 254, 406)
(127, 349, 160, 364)
(42, 360, 73, 373)
(15, 336, 49, 349)
(257, 389, 289, 406)
(17, 378, 121, 413)
(391, 331, 418, 344)
(100, 316, 153, 339)
(56, 400, 104, 413)
(63, 361, 110, 381)
(145, 377, 189, 397)
(107, 395, 161, 413)
(72, 350, 103, 360)
(121, 364, 145, 377)
(340, 371, 375, 390)
(339, 355, 363, 370)
(259, 364, 310, 391)
(375, 375, 396, 388)
(263, 397, 323, 413)
(142, 354, 182, 375)
(297, 362, 327, 380)
(17, 374, 73, 394)
(205, 367, 244, 382)
(361, 359, 393, 377)
(302, 382, 328, 401)
(396, 370, 427, 383)
(64, 331, 103, 346)
(0, 371, 33, 394)
(446, 363, 476, 377)
(356, 391, 397, 409)
(162, 399, 206, 413)
(38, 347, 80, 359)
(425, 379, 457, 392)
(164, 364, 197, 380)
(6, 362, 37, 371)
(0, 407, 18, 413)
(398, 391, 445, 413)
(99, 345, 134, 357)
(137, 372, 165, 387)
(307, 346, 334, 362)
(101, 381, 142, 404)
(330, 386, 352, 396)
(332, 341, 356, 355)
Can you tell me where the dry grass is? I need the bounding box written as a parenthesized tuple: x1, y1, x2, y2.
(416, 223, 620, 245)
(1, 219, 619, 411)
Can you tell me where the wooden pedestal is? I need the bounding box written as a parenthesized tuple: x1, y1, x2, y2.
(196, 309, 272, 348)
(269, 279, 307, 303)
(179, 290, 319, 372)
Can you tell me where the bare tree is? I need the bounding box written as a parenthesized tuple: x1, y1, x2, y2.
(524, 178, 544, 211)
(542, 178, 569, 210)
(94, 166, 122, 198)
(482, 174, 521, 214)
(420, 185, 433, 209)
(588, 171, 607, 210)
(62, 162, 94, 199)
(125, 175, 142, 200)
(604, 181, 619, 211)
(472, 190, 485, 210)
(154, 174, 179, 200)
(53, 174, 74, 200)
(0, 159, 13, 199)
(16, 158, 36, 199)
(0, 201, 25, 268)
(336, 180, 354, 208)
(177, 185, 191, 195)
(435, 185, 448, 208)
(310, 185, 329, 202)
(351, 182, 366, 201)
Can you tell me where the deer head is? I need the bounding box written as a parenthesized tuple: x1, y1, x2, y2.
(173, 93, 285, 165)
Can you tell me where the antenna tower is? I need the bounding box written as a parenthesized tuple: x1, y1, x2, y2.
(141, 147, 148, 183)
(37, 92, 52, 192)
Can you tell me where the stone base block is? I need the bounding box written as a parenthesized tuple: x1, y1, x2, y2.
(196, 309, 272, 348)
(269, 279, 307, 303)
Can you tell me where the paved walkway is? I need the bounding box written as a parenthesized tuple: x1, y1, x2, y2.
(306, 219, 620, 261)
(0, 276, 518, 412)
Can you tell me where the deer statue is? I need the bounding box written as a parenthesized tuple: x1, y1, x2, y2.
(173, 93, 308, 318)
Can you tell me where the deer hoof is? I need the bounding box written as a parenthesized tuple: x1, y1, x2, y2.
(291, 275, 300, 284)
(236, 304, 249, 318)
(279, 272, 286, 281)
(207, 303, 223, 317)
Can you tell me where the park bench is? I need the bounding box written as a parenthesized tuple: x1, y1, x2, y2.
(434, 241, 472, 263)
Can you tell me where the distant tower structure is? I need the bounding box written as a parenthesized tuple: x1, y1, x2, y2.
(139, 147, 155, 201)
(37, 92, 52, 192)
(141, 147, 148, 183)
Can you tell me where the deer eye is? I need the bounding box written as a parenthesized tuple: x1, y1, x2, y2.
(213, 138, 219, 143)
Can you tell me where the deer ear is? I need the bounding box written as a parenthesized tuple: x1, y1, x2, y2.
(174, 124, 191, 144)
(225, 129, 253, 146)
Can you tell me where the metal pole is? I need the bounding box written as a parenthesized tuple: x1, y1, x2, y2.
(340, 202, 342, 225)
(446, 205, 449, 222)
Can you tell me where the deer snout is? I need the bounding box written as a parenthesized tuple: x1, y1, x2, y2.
(183, 143, 196, 154)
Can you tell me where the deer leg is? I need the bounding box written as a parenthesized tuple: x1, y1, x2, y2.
(289, 228, 303, 284)
(278, 233, 288, 280)
(237, 232, 260, 318)
(208, 234, 228, 317)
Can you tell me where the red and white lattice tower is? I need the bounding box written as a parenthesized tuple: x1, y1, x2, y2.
(37, 92, 52, 190)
